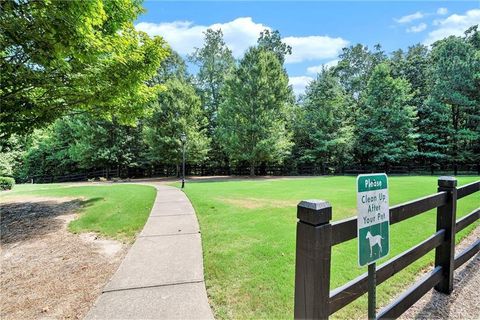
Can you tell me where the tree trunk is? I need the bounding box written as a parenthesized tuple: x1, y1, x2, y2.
(250, 163, 255, 176)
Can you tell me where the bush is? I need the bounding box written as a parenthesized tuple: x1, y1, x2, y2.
(0, 177, 15, 190)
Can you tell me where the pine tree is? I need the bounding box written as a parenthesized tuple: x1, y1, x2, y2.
(426, 33, 480, 166)
(217, 47, 293, 175)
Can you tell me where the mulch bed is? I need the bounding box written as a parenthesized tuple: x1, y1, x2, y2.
(0, 196, 128, 319)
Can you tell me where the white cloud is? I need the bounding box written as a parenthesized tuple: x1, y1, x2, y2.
(289, 76, 313, 96)
(407, 23, 427, 33)
(284, 36, 348, 63)
(437, 8, 448, 15)
(136, 17, 269, 57)
(136, 17, 348, 63)
(210, 18, 270, 58)
(306, 59, 340, 74)
(424, 9, 480, 44)
(136, 21, 204, 55)
(395, 11, 424, 24)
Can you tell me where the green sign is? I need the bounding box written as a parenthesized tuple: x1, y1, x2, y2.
(357, 173, 390, 266)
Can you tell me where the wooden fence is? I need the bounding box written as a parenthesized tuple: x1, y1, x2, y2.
(294, 177, 480, 319)
(25, 163, 480, 184)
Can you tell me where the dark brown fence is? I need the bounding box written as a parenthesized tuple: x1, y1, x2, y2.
(294, 177, 480, 319)
(25, 162, 480, 184)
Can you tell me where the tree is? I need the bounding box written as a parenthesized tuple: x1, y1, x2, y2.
(20, 121, 80, 178)
(144, 78, 210, 171)
(0, 0, 169, 139)
(189, 30, 234, 133)
(154, 50, 189, 83)
(426, 32, 480, 166)
(0, 135, 29, 177)
(335, 44, 386, 102)
(19, 115, 145, 179)
(391, 44, 434, 163)
(189, 29, 235, 165)
(257, 29, 292, 64)
(67, 116, 145, 172)
(355, 63, 416, 168)
(144, 77, 210, 173)
(218, 47, 293, 176)
(294, 68, 353, 170)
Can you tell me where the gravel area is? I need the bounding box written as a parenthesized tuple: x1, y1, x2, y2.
(0, 196, 128, 319)
(400, 226, 480, 320)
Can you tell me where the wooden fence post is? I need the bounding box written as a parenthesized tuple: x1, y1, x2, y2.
(294, 200, 332, 320)
(434, 176, 457, 294)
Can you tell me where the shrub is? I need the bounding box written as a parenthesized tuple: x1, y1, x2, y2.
(0, 177, 15, 190)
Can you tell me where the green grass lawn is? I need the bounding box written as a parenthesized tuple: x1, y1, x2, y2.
(181, 176, 479, 319)
(0, 183, 156, 241)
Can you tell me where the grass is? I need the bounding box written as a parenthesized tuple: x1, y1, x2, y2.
(0, 183, 157, 242)
(180, 176, 480, 319)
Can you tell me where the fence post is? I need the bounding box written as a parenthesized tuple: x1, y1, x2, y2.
(294, 200, 332, 319)
(434, 176, 457, 294)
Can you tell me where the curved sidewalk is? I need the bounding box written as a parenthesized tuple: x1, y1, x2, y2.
(86, 184, 213, 319)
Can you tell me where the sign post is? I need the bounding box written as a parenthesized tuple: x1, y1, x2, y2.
(357, 173, 390, 319)
(368, 263, 376, 320)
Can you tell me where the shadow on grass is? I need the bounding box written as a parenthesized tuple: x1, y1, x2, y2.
(0, 197, 102, 245)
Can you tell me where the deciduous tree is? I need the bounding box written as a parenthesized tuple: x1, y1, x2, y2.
(257, 29, 292, 64)
(0, 0, 169, 139)
(356, 63, 416, 167)
(189, 29, 235, 165)
(144, 52, 210, 173)
(294, 68, 353, 170)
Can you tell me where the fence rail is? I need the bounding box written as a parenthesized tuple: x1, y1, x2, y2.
(294, 178, 480, 319)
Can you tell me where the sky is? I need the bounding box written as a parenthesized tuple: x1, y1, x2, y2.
(136, 1, 480, 95)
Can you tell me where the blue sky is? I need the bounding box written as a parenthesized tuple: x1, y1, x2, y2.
(136, 1, 480, 94)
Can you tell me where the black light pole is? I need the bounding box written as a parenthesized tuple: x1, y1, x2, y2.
(180, 133, 186, 189)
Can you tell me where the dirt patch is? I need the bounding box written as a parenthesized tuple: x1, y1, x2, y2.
(400, 226, 480, 319)
(217, 197, 297, 209)
(0, 196, 128, 319)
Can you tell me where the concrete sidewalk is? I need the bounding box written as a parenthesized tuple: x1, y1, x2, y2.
(86, 184, 213, 319)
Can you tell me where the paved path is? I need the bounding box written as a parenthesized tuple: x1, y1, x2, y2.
(86, 184, 213, 319)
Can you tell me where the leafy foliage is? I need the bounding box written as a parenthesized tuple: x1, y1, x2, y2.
(0, 135, 29, 177)
(144, 78, 210, 167)
(257, 29, 292, 64)
(189, 29, 234, 132)
(355, 63, 416, 166)
(189, 29, 235, 164)
(2, 7, 478, 178)
(20, 115, 145, 179)
(217, 47, 293, 175)
(294, 69, 353, 168)
(0, 0, 169, 138)
(425, 33, 480, 164)
(0, 177, 15, 190)
(334, 44, 386, 102)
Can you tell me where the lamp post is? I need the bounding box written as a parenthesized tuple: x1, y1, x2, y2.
(180, 133, 186, 189)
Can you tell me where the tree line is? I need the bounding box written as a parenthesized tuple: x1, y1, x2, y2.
(1, 1, 479, 179)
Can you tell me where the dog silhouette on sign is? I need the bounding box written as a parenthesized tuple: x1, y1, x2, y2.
(366, 231, 383, 257)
